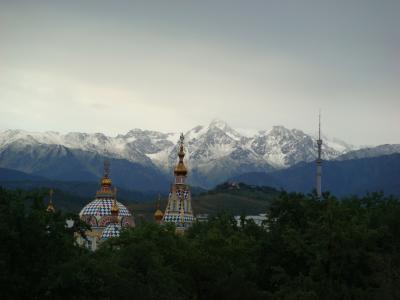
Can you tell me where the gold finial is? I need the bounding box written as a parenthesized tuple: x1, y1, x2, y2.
(174, 133, 188, 177)
(111, 187, 119, 216)
(178, 133, 185, 159)
(98, 159, 113, 194)
(111, 198, 119, 215)
(154, 193, 164, 222)
(46, 189, 55, 213)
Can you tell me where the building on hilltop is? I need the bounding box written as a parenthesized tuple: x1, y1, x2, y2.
(196, 214, 209, 223)
(162, 133, 195, 234)
(76, 160, 135, 250)
(234, 214, 267, 227)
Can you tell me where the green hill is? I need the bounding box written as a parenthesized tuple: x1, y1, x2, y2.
(0, 174, 279, 220)
(129, 182, 279, 222)
(192, 182, 279, 215)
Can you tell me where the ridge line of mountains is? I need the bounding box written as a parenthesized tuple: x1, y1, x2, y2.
(0, 119, 399, 197)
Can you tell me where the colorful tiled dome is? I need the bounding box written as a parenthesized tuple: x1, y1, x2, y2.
(76, 160, 135, 251)
(80, 198, 131, 217)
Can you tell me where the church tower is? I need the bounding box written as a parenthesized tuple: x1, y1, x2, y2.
(162, 133, 195, 233)
(316, 113, 323, 199)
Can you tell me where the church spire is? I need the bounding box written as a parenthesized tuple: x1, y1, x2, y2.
(316, 112, 323, 199)
(46, 188, 55, 213)
(97, 159, 113, 196)
(174, 133, 188, 183)
(162, 132, 195, 233)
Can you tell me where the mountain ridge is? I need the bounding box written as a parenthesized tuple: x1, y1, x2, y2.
(230, 153, 400, 197)
(0, 120, 398, 189)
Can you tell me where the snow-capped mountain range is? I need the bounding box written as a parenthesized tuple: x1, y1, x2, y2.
(0, 119, 397, 189)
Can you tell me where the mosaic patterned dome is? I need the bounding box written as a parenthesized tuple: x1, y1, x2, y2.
(101, 223, 121, 239)
(79, 160, 135, 230)
(79, 198, 135, 228)
(80, 198, 131, 217)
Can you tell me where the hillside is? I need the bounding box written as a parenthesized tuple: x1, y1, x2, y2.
(0, 167, 48, 181)
(0, 144, 170, 192)
(231, 153, 400, 197)
(0, 166, 209, 198)
(129, 182, 279, 222)
(7, 180, 277, 222)
(192, 182, 279, 215)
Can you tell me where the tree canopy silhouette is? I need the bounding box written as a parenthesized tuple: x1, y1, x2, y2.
(0, 187, 399, 299)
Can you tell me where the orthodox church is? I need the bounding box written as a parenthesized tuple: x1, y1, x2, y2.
(76, 160, 135, 251)
(160, 133, 195, 233)
(74, 133, 194, 251)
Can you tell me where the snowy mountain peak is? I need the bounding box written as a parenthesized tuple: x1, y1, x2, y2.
(268, 125, 304, 138)
(271, 125, 288, 132)
(209, 119, 230, 131)
(205, 119, 242, 141)
(0, 120, 376, 188)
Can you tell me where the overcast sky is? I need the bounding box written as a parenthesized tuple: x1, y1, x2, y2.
(0, 0, 399, 145)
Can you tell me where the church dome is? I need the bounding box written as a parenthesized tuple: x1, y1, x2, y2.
(80, 198, 131, 217)
(79, 197, 135, 228)
(154, 209, 164, 221)
(101, 223, 121, 239)
(79, 160, 135, 229)
(101, 177, 112, 186)
(76, 160, 135, 250)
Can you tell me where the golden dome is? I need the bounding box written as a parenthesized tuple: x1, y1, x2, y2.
(98, 159, 113, 192)
(154, 209, 164, 221)
(101, 177, 112, 186)
(174, 162, 187, 176)
(46, 202, 55, 213)
(154, 194, 164, 221)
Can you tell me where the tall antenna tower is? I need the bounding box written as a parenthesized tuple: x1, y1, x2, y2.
(316, 111, 323, 199)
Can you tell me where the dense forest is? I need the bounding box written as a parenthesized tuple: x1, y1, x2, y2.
(1, 187, 400, 299)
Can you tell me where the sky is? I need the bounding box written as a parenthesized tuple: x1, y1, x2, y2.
(0, 0, 399, 146)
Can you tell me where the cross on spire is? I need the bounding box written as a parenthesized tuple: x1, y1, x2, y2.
(104, 159, 110, 178)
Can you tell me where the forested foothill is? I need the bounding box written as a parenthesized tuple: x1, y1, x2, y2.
(1, 187, 399, 299)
